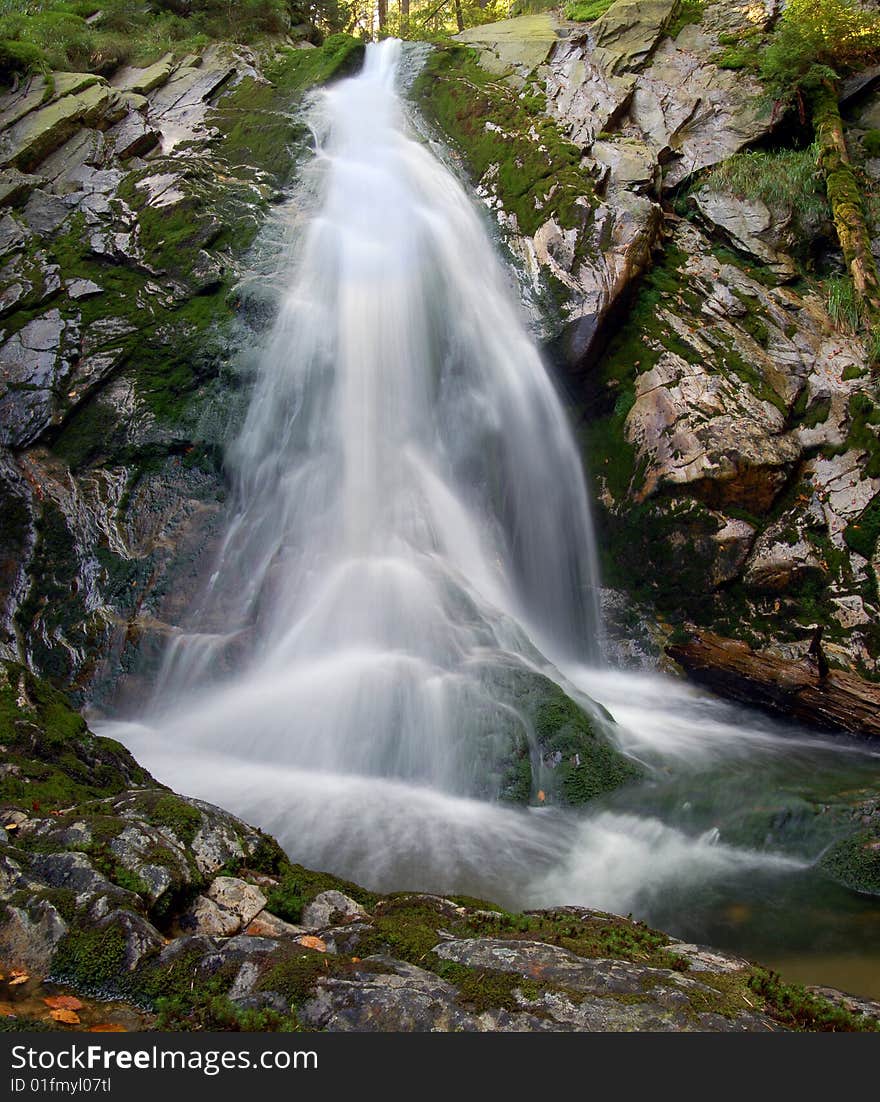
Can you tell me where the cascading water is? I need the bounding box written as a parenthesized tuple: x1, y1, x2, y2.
(146, 37, 602, 789)
(101, 40, 880, 994)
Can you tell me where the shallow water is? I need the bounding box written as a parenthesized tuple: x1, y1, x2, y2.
(97, 40, 880, 1001)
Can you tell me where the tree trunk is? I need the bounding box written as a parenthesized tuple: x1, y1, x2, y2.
(378, 0, 387, 33)
(667, 630, 880, 739)
(454, 0, 464, 31)
(812, 84, 880, 315)
(400, 0, 409, 35)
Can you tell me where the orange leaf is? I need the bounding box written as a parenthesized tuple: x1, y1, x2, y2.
(298, 935, 327, 952)
(49, 1009, 80, 1024)
(89, 1024, 127, 1033)
(8, 975, 29, 987)
(0, 1001, 16, 1017)
(10, 969, 28, 977)
(44, 995, 83, 1011)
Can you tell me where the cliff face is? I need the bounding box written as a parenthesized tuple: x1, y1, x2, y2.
(414, 1, 880, 711)
(0, 33, 363, 699)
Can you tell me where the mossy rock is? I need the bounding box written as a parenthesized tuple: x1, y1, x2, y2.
(0, 661, 151, 812)
(480, 661, 644, 805)
(819, 831, 880, 897)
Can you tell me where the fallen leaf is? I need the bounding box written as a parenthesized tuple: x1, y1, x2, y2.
(44, 995, 83, 1011)
(89, 1024, 127, 1033)
(10, 969, 28, 977)
(4, 822, 18, 831)
(298, 935, 327, 952)
(8, 975, 29, 987)
(0, 1002, 15, 1017)
(49, 1009, 80, 1024)
(350, 957, 361, 963)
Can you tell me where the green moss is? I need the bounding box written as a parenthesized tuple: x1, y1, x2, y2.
(667, 0, 706, 39)
(749, 967, 879, 1031)
(265, 863, 378, 925)
(52, 925, 129, 991)
(863, 130, 880, 159)
(819, 830, 880, 896)
(843, 493, 880, 559)
(0, 662, 149, 811)
(141, 792, 203, 845)
(412, 45, 594, 238)
(563, 0, 613, 20)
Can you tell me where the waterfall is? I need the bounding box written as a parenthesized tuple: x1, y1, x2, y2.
(100, 42, 880, 961)
(136, 39, 603, 797)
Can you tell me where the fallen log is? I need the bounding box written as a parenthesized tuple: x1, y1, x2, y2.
(666, 630, 880, 739)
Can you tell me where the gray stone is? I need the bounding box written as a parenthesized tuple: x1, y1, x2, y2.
(0, 900, 67, 975)
(301, 889, 368, 930)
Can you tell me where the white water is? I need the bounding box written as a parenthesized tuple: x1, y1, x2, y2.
(100, 41, 878, 931)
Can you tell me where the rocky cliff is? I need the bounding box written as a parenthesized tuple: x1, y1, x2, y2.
(0, 31, 363, 703)
(413, 0, 880, 732)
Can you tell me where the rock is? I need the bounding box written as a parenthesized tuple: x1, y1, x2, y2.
(206, 876, 267, 926)
(667, 631, 880, 738)
(693, 188, 795, 277)
(244, 911, 307, 939)
(0, 167, 42, 208)
(625, 350, 801, 509)
(301, 890, 368, 930)
(107, 111, 160, 160)
(0, 212, 30, 255)
(743, 526, 827, 595)
(21, 188, 72, 235)
(96, 910, 164, 972)
(711, 517, 756, 586)
(179, 894, 242, 937)
(66, 278, 103, 300)
(455, 14, 560, 82)
(0, 83, 121, 172)
(111, 56, 175, 96)
(591, 0, 679, 75)
(0, 900, 67, 975)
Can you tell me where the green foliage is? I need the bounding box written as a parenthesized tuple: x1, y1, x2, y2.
(0, 661, 149, 811)
(52, 925, 129, 990)
(413, 45, 594, 238)
(156, 994, 297, 1031)
(265, 863, 377, 924)
(749, 967, 879, 1031)
(0, 0, 312, 83)
(563, 0, 613, 21)
(759, 0, 880, 111)
(863, 130, 880, 159)
(702, 145, 829, 236)
(147, 793, 203, 844)
(825, 274, 862, 332)
(666, 0, 705, 40)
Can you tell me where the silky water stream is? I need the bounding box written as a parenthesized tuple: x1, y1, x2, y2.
(98, 40, 880, 997)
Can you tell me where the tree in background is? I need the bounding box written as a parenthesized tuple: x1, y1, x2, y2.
(760, 0, 880, 317)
